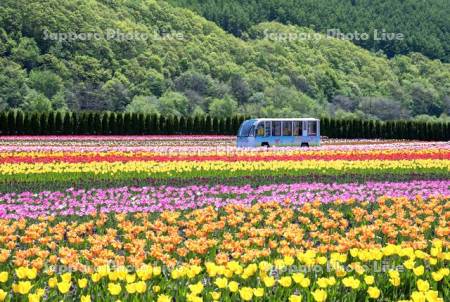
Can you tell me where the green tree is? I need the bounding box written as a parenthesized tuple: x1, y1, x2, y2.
(209, 96, 238, 118)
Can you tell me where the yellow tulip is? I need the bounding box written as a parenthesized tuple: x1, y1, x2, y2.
(364, 275, 375, 285)
(253, 288, 264, 297)
(153, 266, 162, 276)
(416, 279, 429, 292)
(0, 272, 8, 283)
(188, 281, 204, 295)
(0, 289, 7, 302)
(424, 290, 441, 302)
(57, 281, 71, 294)
(312, 289, 327, 302)
(239, 287, 253, 301)
(13, 281, 32, 295)
(228, 281, 239, 292)
(289, 294, 302, 302)
(126, 274, 136, 283)
(317, 277, 329, 288)
(431, 271, 443, 282)
(157, 294, 172, 302)
(411, 291, 426, 302)
(108, 282, 122, 296)
(48, 277, 57, 288)
(135, 281, 147, 294)
(152, 285, 161, 293)
(81, 295, 91, 302)
(28, 293, 40, 302)
(125, 283, 136, 294)
(279, 276, 292, 288)
(214, 277, 228, 289)
(413, 266, 425, 276)
(91, 273, 101, 283)
(16, 267, 28, 279)
(210, 291, 221, 300)
(78, 278, 88, 289)
(263, 276, 275, 287)
(367, 286, 381, 299)
(26, 268, 37, 280)
(61, 272, 71, 283)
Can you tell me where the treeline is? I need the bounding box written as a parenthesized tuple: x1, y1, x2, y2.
(0, 111, 448, 141)
(321, 118, 449, 141)
(0, 111, 248, 135)
(1, 0, 450, 120)
(168, 0, 450, 62)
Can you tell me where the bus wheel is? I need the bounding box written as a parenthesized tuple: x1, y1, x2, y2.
(301, 143, 309, 147)
(261, 142, 270, 148)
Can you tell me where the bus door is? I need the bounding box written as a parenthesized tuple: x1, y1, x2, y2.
(281, 121, 295, 146)
(302, 121, 308, 138)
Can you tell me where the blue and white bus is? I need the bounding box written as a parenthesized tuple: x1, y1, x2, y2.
(237, 118, 320, 148)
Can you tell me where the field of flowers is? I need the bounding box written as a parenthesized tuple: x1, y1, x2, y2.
(0, 136, 448, 302)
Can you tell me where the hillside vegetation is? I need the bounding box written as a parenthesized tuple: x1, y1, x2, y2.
(0, 0, 449, 120)
(168, 0, 450, 62)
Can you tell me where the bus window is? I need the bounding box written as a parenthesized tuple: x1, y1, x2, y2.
(264, 122, 271, 137)
(239, 120, 255, 137)
(308, 121, 317, 136)
(293, 121, 302, 136)
(272, 121, 281, 136)
(282, 121, 292, 136)
(256, 122, 265, 137)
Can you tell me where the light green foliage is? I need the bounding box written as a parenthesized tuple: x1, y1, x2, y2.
(168, 0, 450, 62)
(20, 89, 52, 112)
(209, 96, 238, 117)
(125, 95, 159, 115)
(0, 0, 449, 119)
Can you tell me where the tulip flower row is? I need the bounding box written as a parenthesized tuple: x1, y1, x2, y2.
(0, 199, 448, 302)
(0, 159, 447, 185)
(0, 180, 448, 219)
(0, 149, 448, 164)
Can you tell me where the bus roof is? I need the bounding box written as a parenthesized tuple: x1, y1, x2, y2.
(252, 118, 319, 122)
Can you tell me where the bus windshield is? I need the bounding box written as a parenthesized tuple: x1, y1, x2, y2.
(238, 120, 255, 137)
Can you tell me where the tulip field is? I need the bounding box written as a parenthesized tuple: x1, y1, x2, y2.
(0, 136, 448, 302)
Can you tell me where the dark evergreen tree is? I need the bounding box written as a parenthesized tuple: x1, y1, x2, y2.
(93, 112, 102, 134)
(159, 115, 166, 134)
(179, 116, 187, 134)
(116, 113, 124, 134)
(138, 113, 145, 134)
(144, 114, 152, 134)
(63, 112, 72, 134)
(151, 114, 159, 134)
(72, 112, 79, 134)
(328, 119, 336, 138)
(23, 113, 32, 135)
(123, 112, 132, 134)
(166, 115, 174, 134)
(205, 115, 212, 133)
(186, 116, 194, 134)
(225, 117, 232, 135)
(55, 111, 63, 134)
(31, 112, 40, 135)
(173, 115, 180, 134)
(131, 113, 139, 134)
(193, 115, 201, 134)
(40, 112, 48, 135)
(101, 112, 109, 135)
(7, 111, 16, 135)
(87, 112, 95, 134)
(47, 111, 55, 134)
(109, 113, 117, 135)
(16, 111, 24, 134)
(0, 112, 8, 135)
(212, 117, 219, 134)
